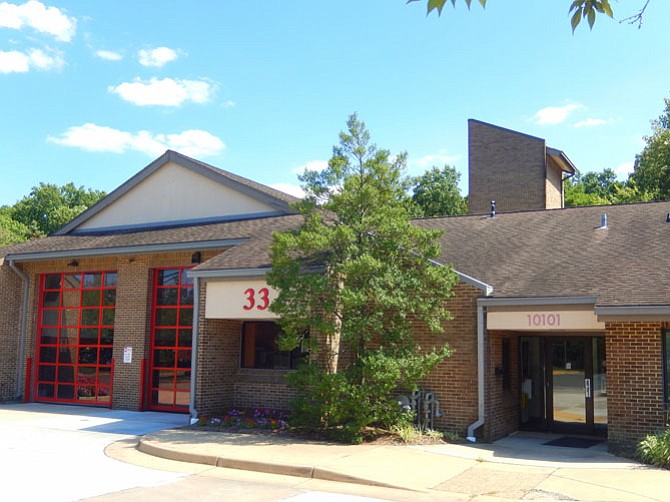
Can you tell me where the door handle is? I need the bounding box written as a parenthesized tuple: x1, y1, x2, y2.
(584, 378, 591, 398)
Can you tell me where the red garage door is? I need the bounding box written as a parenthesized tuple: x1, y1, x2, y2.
(36, 271, 117, 405)
(148, 267, 193, 412)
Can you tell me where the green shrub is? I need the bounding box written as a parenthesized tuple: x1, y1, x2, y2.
(637, 427, 670, 468)
(285, 359, 415, 443)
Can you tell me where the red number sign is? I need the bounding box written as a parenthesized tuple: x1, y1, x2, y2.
(243, 287, 270, 311)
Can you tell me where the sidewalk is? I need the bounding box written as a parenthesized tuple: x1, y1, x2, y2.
(137, 429, 670, 501)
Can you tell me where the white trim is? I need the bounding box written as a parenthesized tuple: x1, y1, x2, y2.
(478, 296, 598, 307)
(6, 239, 245, 262)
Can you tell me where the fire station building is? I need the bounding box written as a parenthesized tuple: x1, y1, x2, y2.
(1, 119, 668, 453)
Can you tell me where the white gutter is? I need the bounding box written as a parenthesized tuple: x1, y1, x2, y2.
(189, 275, 201, 424)
(8, 260, 29, 400)
(465, 281, 493, 443)
(467, 302, 487, 442)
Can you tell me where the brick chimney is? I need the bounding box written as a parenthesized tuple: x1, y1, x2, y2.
(468, 119, 576, 215)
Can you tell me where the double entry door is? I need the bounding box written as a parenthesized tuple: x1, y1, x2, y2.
(520, 336, 606, 435)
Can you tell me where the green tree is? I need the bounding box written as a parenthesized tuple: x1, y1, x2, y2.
(564, 169, 652, 206)
(407, 0, 652, 31)
(10, 182, 106, 236)
(0, 211, 30, 246)
(410, 165, 468, 217)
(629, 97, 670, 201)
(267, 114, 457, 442)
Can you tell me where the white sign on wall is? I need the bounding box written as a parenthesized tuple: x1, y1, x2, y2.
(205, 280, 279, 319)
(487, 309, 604, 331)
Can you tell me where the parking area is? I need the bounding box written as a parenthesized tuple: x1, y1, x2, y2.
(0, 403, 189, 502)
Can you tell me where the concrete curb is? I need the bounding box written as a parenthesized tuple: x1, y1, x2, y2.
(137, 438, 411, 491)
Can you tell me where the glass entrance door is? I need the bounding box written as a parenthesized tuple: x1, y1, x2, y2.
(548, 337, 606, 435)
(551, 338, 587, 426)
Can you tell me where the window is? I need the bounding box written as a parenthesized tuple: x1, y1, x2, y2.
(664, 331, 670, 404)
(241, 321, 307, 370)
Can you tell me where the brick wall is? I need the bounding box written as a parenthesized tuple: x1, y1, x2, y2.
(0, 263, 24, 401)
(194, 309, 296, 415)
(414, 281, 481, 436)
(484, 331, 519, 441)
(606, 321, 668, 454)
(545, 156, 564, 209)
(468, 119, 548, 215)
(195, 316, 239, 415)
(4, 249, 223, 410)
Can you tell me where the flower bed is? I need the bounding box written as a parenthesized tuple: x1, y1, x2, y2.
(197, 408, 289, 432)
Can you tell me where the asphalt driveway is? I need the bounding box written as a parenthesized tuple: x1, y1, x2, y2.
(0, 402, 189, 502)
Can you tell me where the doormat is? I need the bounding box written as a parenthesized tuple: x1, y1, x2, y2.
(543, 437, 604, 448)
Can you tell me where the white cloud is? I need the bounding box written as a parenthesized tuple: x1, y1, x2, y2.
(270, 183, 305, 198)
(221, 100, 236, 108)
(0, 50, 29, 73)
(138, 46, 178, 67)
(409, 151, 461, 170)
(0, 1, 76, 42)
(532, 103, 582, 125)
(0, 47, 63, 73)
(95, 49, 122, 61)
(108, 77, 215, 106)
(48, 123, 225, 158)
(291, 160, 328, 175)
(27, 47, 62, 69)
(574, 118, 608, 128)
(614, 161, 634, 179)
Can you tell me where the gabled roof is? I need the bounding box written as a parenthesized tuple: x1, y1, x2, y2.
(54, 150, 300, 235)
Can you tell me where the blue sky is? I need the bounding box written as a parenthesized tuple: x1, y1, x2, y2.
(0, 1, 668, 206)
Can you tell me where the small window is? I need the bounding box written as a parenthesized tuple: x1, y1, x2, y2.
(664, 331, 670, 404)
(241, 321, 307, 370)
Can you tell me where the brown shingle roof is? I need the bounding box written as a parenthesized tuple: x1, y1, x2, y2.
(416, 201, 670, 306)
(3, 214, 303, 261)
(6, 200, 670, 308)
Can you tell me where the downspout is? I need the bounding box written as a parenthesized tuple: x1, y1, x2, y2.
(8, 260, 29, 400)
(189, 275, 201, 423)
(467, 301, 487, 442)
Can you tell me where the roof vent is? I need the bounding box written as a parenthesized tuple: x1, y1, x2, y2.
(490, 200, 496, 218)
(599, 213, 607, 229)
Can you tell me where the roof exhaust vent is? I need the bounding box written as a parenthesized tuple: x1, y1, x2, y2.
(600, 213, 607, 229)
(490, 200, 496, 218)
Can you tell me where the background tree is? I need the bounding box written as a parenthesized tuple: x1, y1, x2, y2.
(268, 114, 458, 442)
(410, 165, 468, 217)
(0, 207, 30, 246)
(10, 182, 106, 236)
(628, 97, 670, 201)
(407, 0, 652, 31)
(564, 169, 652, 206)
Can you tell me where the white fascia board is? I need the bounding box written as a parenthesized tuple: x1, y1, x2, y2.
(478, 296, 598, 307)
(189, 267, 271, 280)
(594, 305, 670, 316)
(6, 239, 245, 262)
(455, 270, 492, 295)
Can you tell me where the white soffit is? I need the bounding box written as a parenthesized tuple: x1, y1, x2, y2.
(78, 161, 278, 230)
